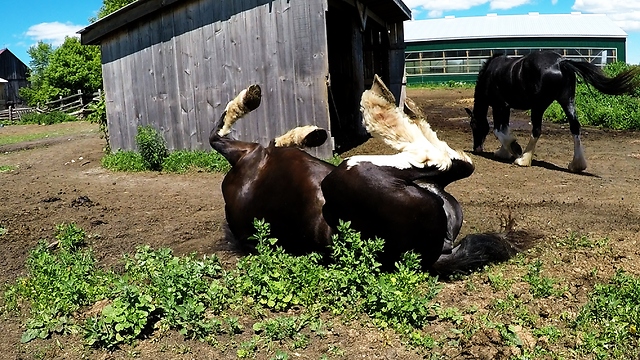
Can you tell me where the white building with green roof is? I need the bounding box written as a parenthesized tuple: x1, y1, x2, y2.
(404, 13, 628, 84)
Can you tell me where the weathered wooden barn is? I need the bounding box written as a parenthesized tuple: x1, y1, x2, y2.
(0, 49, 29, 107)
(79, 0, 411, 158)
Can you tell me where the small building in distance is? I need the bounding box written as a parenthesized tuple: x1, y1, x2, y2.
(80, 0, 411, 158)
(0, 49, 29, 107)
(404, 12, 628, 84)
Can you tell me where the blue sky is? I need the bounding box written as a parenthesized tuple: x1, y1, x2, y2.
(1, 0, 639, 66)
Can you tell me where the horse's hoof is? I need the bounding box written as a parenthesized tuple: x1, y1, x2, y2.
(494, 147, 514, 159)
(514, 155, 532, 167)
(568, 162, 587, 173)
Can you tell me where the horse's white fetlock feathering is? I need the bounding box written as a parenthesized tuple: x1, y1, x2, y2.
(360, 75, 470, 169)
(274, 125, 326, 148)
(218, 84, 262, 137)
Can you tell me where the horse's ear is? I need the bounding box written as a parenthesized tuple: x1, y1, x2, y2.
(464, 107, 473, 117)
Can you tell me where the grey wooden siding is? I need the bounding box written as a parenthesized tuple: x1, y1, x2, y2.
(0, 49, 29, 105)
(100, 0, 332, 158)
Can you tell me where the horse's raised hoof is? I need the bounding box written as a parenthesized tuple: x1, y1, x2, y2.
(274, 125, 328, 148)
(494, 146, 514, 160)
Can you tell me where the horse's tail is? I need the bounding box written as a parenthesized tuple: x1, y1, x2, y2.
(560, 60, 640, 95)
(430, 217, 537, 277)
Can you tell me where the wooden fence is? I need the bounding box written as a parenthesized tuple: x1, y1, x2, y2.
(0, 90, 101, 121)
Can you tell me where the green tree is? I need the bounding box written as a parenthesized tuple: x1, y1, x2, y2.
(26, 41, 54, 87)
(19, 37, 102, 106)
(94, 0, 138, 20)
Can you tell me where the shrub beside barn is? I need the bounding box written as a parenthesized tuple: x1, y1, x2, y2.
(80, 0, 411, 158)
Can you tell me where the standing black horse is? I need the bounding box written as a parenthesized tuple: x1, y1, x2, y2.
(465, 50, 640, 172)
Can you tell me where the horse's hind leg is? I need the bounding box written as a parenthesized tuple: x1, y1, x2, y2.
(561, 100, 587, 172)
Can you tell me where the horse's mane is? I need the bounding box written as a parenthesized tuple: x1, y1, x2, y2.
(474, 53, 505, 99)
(477, 53, 504, 82)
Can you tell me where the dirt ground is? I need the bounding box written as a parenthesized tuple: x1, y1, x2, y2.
(1, 88, 640, 359)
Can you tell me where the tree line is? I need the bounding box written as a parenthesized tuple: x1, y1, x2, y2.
(19, 0, 137, 107)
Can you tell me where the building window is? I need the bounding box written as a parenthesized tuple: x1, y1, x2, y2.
(405, 47, 618, 80)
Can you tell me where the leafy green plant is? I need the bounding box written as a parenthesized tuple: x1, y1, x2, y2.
(19, 111, 77, 125)
(544, 62, 640, 130)
(232, 220, 325, 311)
(101, 150, 146, 172)
(135, 125, 169, 171)
(523, 260, 565, 298)
(574, 270, 640, 359)
(161, 150, 230, 173)
(0, 165, 15, 173)
(3, 224, 115, 343)
(85, 285, 155, 349)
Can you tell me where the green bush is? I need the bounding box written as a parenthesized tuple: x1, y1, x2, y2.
(18, 111, 77, 125)
(544, 62, 640, 130)
(135, 125, 169, 171)
(101, 150, 146, 172)
(162, 150, 230, 173)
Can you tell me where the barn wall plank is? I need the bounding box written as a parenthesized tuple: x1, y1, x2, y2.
(99, 0, 337, 158)
(101, 39, 126, 152)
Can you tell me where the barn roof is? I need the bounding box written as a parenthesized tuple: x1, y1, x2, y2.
(404, 13, 627, 43)
(80, 0, 412, 45)
(0, 77, 8, 83)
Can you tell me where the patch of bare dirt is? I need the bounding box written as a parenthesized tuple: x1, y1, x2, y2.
(1, 88, 639, 359)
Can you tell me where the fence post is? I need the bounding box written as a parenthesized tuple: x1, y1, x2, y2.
(8, 105, 12, 122)
(78, 90, 83, 106)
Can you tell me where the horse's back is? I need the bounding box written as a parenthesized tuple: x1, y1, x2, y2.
(321, 160, 449, 268)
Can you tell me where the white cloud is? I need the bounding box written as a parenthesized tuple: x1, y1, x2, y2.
(24, 22, 84, 47)
(489, 0, 531, 10)
(551, 0, 558, 4)
(404, 0, 531, 18)
(573, 0, 640, 31)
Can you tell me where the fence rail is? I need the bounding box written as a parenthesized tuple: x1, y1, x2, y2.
(0, 90, 101, 122)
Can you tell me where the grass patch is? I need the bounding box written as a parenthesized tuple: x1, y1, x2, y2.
(3, 221, 442, 353)
(0, 165, 16, 172)
(544, 62, 640, 130)
(0, 111, 78, 127)
(574, 270, 640, 359)
(5, 226, 637, 358)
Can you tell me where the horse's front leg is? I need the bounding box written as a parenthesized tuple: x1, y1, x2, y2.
(492, 107, 521, 159)
(514, 107, 544, 167)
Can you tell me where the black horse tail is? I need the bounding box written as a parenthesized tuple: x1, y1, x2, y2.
(560, 59, 640, 95)
(430, 217, 537, 277)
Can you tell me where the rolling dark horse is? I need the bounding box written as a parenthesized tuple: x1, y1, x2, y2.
(322, 75, 531, 273)
(465, 50, 640, 172)
(208, 85, 335, 255)
(210, 78, 533, 275)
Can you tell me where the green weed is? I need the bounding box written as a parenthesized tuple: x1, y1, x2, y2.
(135, 125, 168, 171)
(573, 270, 640, 359)
(161, 150, 230, 173)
